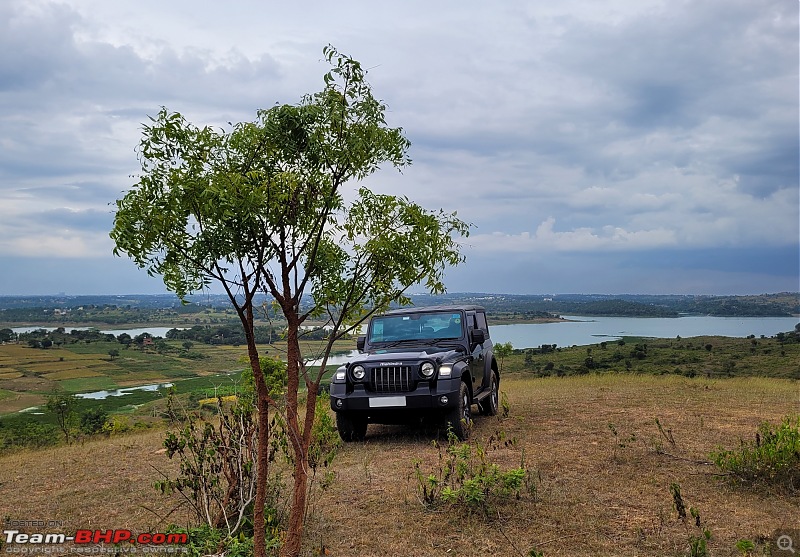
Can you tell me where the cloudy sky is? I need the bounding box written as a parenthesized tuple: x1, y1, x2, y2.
(0, 0, 797, 296)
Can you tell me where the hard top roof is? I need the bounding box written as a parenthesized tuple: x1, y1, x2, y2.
(380, 304, 485, 316)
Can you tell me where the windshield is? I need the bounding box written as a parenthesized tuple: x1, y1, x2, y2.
(368, 311, 464, 343)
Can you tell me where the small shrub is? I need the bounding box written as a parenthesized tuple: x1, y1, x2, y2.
(688, 527, 711, 557)
(735, 539, 755, 556)
(102, 416, 131, 436)
(710, 415, 800, 493)
(608, 422, 636, 461)
(655, 417, 676, 450)
(500, 391, 511, 419)
(413, 429, 536, 517)
(165, 524, 277, 557)
(156, 392, 266, 537)
(670, 483, 711, 557)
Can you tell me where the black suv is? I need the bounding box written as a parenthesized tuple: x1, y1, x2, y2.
(329, 305, 499, 441)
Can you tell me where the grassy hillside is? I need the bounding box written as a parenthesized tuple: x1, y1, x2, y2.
(1, 374, 796, 556)
(504, 334, 800, 380)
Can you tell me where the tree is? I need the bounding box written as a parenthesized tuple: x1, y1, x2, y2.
(108, 348, 120, 360)
(110, 45, 468, 557)
(0, 328, 13, 343)
(46, 391, 78, 444)
(494, 342, 513, 372)
(80, 407, 108, 435)
(133, 333, 151, 347)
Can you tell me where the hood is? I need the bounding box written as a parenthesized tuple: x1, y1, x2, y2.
(356, 346, 463, 365)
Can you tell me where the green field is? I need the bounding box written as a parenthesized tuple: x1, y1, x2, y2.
(0, 336, 355, 444)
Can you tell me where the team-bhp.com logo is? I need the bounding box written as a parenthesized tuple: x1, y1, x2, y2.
(3, 529, 188, 553)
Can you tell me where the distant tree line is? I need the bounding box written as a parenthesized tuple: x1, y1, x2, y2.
(1, 293, 797, 322)
(0, 304, 244, 325)
(166, 325, 333, 345)
(15, 327, 117, 348)
(4, 324, 337, 351)
(409, 293, 799, 317)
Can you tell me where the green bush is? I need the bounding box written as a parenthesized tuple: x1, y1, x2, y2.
(711, 415, 800, 492)
(413, 429, 536, 516)
(0, 421, 60, 451)
(165, 524, 278, 557)
(80, 407, 108, 435)
(102, 415, 131, 436)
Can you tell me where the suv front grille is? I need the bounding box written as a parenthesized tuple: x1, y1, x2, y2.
(369, 366, 414, 393)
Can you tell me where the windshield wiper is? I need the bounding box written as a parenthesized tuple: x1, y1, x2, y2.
(374, 339, 425, 350)
(426, 338, 464, 348)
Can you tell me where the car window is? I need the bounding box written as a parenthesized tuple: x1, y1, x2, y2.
(368, 311, 463, 342)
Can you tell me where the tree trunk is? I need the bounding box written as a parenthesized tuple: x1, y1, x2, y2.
(279, 319, 313, 557)
(241, 307, 271, 557)
(253, 376, 271, 557)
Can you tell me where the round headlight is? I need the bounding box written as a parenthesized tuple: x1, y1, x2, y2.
(351, 365, 366, 380)
(421, 362, 435, 378)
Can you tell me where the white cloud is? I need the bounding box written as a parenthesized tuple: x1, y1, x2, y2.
(0, 231, 112, 259)
(0, 0, 796, 294)
(468, 217, 678, 253)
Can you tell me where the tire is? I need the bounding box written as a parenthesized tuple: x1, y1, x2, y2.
(336, 412, 367, 442)
(479, 372, 499, 416)
(444, 381, 472, 440)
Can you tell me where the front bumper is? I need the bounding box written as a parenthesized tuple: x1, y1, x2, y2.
(329, 376, 462, 416)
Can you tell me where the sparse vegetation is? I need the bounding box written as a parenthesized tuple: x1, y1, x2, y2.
(670, 483, 711, 557)
(413, 428, 535, 516)
(155, 390, 264, 538)
(493, 342, 513, 372)
(45, 391, 77, 443)
(508, 332, 800, 379)
(711, 415, 800, 493)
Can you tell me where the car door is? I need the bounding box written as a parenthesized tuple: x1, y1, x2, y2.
(466, 311, 485, 393)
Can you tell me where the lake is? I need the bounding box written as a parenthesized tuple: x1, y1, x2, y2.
(489, 315, 799, 349)
(75, 382, 175, 400)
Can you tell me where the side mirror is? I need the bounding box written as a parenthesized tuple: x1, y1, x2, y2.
(470, 329, 485, 345)
(356, 335, 366, 352)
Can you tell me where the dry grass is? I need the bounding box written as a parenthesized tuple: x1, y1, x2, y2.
(25, 360, 110, 373)
(0, 392, 44, 413)
(1, 375, 797, 556)
(0, 429, 184, 534)
(0, 344, 106, 363)
(42, 369, 104, 380)
(309, 375, 798, 557)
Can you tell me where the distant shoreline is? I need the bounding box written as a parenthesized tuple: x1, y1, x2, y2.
(0, 321, 280, 330)
(488, 316, 572, 325)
